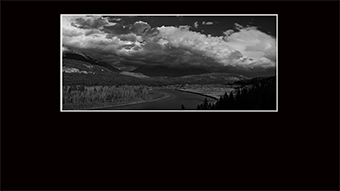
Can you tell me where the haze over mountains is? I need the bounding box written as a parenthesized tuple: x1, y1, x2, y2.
(132, 65, 211, 77)
(62, 47, 253, 86)
(63, 46, 274, 79)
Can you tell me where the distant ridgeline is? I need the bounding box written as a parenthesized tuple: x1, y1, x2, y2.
(197, 76, 276, 110)
(132, 64, 211, 77)
(63, 63, 248, 86)
(62, 47, 274, 89)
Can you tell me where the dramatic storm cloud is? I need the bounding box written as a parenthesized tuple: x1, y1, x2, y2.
(62, 15, 276, 70)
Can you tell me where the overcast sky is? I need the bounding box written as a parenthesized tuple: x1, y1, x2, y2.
(62, 15, 276, 73)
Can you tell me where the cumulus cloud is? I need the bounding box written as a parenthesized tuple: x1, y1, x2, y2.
(62, 16, 276, 70)
(194, 21, 199, 28)
(202, 21, 214, 25)
(73, 16, 111, 29)
(109, 17, 122, 22)
(154, 26, 274, 68)
(129, 21, 151, 35)
(102, 23, 127, 36)
(62, 29, 145, 58)
(178, 25, 191, 30)
(117, 33, 144, 42)
(223, 29, 234, 37)
(85, 29, 103, 36)
(63, 28, 84, 37)
(224, 23, 276, 62)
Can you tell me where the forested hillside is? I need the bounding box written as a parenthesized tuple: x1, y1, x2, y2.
(197, 76, 276, 110)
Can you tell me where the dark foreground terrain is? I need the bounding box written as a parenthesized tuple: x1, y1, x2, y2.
(94, 89, 216, 110)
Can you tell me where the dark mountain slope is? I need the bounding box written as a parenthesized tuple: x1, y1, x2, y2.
(62, 47, 120, 72)
(132, 65, 211, 77)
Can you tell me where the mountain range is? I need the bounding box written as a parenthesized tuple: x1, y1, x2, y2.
(62, 47, 275, 86)
(63, 47, 121, 73)
(132, 64, 211, 77)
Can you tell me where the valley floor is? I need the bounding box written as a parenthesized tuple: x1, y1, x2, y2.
(63, 92, 169, 110)
(62, 85, 167, 110)
(155, 84, 237, 100)
(62, 84, 243, 110)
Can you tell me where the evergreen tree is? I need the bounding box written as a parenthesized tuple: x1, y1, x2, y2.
(236, 88, 241, 98)
(229, 92, 234, 102)
(210, 103, 216, 110)
(223, 92, 229, 100)
(215, 97, 223, 109)
(228, 92, 235, 109)
(195, 76, 276, 110)
(203, 98, 209, 109)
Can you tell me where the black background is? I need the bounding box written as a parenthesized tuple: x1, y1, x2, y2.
(1, 0, 339, 190)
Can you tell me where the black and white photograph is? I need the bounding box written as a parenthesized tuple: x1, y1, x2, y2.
(61, 14, 277, 111)
(2, 0, 340, 190)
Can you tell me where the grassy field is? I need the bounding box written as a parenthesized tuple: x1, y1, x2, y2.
(62, 85, 165, 110)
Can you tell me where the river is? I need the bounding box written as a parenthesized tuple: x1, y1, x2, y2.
(96, 89, 217, 110)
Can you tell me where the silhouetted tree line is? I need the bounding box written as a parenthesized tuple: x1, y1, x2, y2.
(197, 77, 276, 110)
